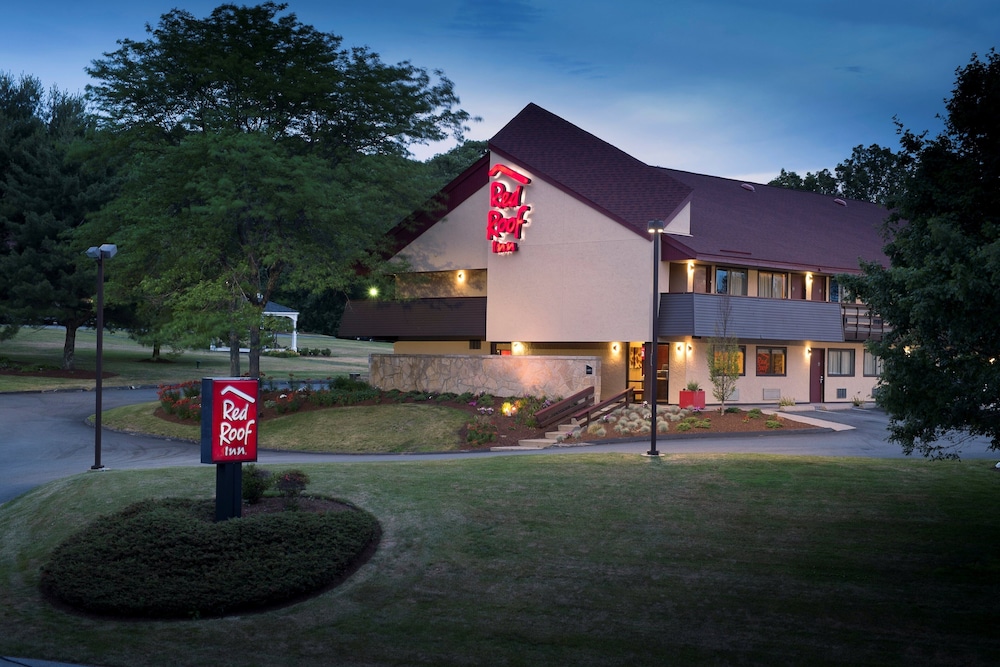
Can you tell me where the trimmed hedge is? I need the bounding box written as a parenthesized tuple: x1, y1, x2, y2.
(40, 497, 380, 619)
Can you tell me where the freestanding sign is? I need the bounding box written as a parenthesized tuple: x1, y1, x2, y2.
(201, 378, 259, 521)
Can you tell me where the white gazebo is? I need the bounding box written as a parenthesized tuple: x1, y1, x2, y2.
(264, 301, 300, 351)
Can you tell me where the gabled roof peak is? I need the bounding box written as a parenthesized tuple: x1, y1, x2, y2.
(489, 104, 693, 236)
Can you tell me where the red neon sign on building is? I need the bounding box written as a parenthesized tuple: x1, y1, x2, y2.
(487, 164, 532, 254)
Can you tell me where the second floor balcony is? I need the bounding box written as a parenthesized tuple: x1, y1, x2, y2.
(657, 293, 886, 343)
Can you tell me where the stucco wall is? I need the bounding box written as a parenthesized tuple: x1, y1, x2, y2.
(673, 340, 878, 405)
(369, 354, 600, 399)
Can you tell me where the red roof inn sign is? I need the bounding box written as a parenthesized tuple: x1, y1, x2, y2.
(200, 378, 259, 520)
(487, 164, 532, 254)
(203, 379, 258, 463)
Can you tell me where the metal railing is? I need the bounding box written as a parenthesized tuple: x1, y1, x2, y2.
(842, 303, 889, 341)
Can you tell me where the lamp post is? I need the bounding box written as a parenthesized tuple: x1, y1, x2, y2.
(646, 220, 666, 456)
(86, 243, 117, 470)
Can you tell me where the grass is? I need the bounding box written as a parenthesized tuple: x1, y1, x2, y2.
(2, 455, 999, 666)
(102, 401, 476, 452)
(0, 326, 390, 391)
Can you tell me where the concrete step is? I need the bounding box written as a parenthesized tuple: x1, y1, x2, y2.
(494, 438, 554, 451)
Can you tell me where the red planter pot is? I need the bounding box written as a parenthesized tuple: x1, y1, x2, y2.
(679, 389, 706, 409)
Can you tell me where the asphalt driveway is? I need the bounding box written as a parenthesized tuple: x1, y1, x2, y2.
(2, 388, 997, 505)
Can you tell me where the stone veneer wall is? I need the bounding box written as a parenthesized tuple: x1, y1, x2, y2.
(369, 354, 601, 399)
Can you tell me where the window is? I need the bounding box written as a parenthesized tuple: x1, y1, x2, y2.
(829, 278, 841, 303)
(712, 345, 746, 376)
(716, 267, 748, 296)
(828, 349, 856, 376)
(755, 347, 786, 376)
(758, 271, 787, 299)
(863, 349, 883, 376)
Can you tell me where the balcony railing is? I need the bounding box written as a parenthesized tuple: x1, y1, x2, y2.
(842, 303, 889, 342)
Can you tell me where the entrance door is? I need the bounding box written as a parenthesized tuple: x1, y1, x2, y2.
(809, 349, 825, 403)
(641, 342, 671, 403)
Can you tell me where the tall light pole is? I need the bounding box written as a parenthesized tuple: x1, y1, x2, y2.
(646, 220, 666, 457)
(86, 243, 117, 470)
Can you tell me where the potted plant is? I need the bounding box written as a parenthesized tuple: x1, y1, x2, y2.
(679, 380, 706, 409)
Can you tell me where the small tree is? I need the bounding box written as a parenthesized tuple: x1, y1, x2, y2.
(705, 296, 741, 411)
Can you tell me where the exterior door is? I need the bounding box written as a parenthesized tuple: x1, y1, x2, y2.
(790, 273, 806, 299)
(809, 349, 825, 403)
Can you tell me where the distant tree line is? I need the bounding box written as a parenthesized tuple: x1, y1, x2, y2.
(768, 143, 909, 207)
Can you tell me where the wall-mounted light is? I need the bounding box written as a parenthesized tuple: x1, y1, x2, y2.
(687, 261, 694, 271)
(368, 286, 379, 298)
(806, 347, 812, 355)
(457, 270, 465, 282)
(687, 344, 692, 352)
(677, 343, 683, 352)
(611, 342, 620, 354)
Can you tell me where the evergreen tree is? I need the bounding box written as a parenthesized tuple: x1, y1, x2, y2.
(0, 73, 113, 369)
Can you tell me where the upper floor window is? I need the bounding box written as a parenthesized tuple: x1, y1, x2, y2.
(863, 349, 883, 376)
(716, 267, 748, 296)
(755, 347, 786, 376)
(830, 278, 841, 303)
(828, 349, 856, 376)
(758, 271, 787, 299)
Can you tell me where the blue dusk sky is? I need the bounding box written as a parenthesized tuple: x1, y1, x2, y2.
(2, 1, 998, 183)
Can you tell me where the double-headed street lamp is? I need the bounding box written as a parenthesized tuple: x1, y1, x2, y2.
(86, 243, 117, 470)
(646, 220, 666, 457)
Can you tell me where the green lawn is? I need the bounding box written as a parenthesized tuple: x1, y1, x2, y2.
(0, 326, 390, 391)
(2, 455, 998, 666)
(105, 400, 477, 452)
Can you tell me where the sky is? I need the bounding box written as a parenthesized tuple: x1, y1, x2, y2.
(3, 1, 998, 183)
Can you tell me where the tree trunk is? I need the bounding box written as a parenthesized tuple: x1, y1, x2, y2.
(152, 340, 161, 361)
(249, 324, 261, 379)
(229, 329, 241, 377)
(62, 325, 77, 371)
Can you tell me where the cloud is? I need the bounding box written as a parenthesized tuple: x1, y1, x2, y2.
(446, 0, 545, 39)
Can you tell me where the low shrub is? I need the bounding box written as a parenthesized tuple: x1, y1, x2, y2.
(465, 415, 498, 445)
(242, 464, 273, 504)
(39, 497, 379, 619)
(276, 469, 311, 507)
(158, 381, 202, 419)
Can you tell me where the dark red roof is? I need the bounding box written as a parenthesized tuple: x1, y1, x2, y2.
(489, 103, 693, 236)
(385, 103, 889, 274)
(659, 168, 889, 273)
(337, 297, 486, 341)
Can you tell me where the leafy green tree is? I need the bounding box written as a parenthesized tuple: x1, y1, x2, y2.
(0, 73, 113, 369)
(840, 49, 1000, 458)
(771, 145, 907, 205)
(835, 143, 908, 206)
(704, 296, 741, 411)
(82, 2, 473, 377)
(768, 167, 837, 195)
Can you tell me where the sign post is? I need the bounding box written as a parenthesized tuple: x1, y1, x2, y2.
(200, 378, 259, 521)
